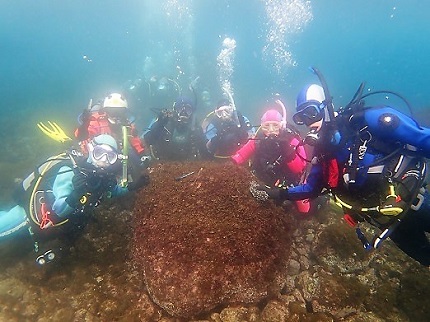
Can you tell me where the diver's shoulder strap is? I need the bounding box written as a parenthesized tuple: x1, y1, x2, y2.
(22, 153, 70, 192)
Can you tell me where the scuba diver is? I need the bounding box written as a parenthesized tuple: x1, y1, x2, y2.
(203, 98, 254, 158)
(125, 75, 181, 111)
(232, 102, 313, 214)
(252, 67, 430, 266)
(0, 134, 131, 265)
(142, 94, 208, 161)
(74, 92, 150, 190)
(75, 93, 145, 156)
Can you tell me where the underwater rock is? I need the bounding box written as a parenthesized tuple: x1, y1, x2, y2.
(132, 161, 294, 318)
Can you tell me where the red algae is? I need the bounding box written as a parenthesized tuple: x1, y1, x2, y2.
(132, 160, 294, 318)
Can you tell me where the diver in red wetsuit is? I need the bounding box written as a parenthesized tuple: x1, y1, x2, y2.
(75, 92, 149, 191)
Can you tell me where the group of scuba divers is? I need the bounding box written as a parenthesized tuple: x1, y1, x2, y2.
(1, 67, 430, 268)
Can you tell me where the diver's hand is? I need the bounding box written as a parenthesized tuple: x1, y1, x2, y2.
(159, 109, 173, 121)
(249, 181, 283, 201)
(259, 185, 282, 199)
(128, 173, 150, 191)
(72, 171, 101, 193)
(72, 171, 88, 193)
(65, 191, 81, 208)
(139, 155, 151, 168)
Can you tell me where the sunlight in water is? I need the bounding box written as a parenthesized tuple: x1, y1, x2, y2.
(163, 0, 192, 28)
(164, 0, 196, 82)
(262, 0, 313, 74)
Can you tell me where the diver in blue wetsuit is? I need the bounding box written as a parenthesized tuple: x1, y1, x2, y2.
(0, 134, 131, 265)
(203, 98, 254, 157)
(253, 70, 430, 266)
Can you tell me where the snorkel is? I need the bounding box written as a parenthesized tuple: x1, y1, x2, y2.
(310, 67, 335, 125)
(120, 126, 129, 187)
(222, 85, 241, 128)
(87, 98, 93, 111)
(274, 99, 287, 130)
(309, 66, 341, 146)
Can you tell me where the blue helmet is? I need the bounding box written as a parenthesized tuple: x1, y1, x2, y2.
(293, 84, 326, 126)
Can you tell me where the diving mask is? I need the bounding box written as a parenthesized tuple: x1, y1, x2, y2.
(176, 104, 194, 120)
(261, 121, 282, 137)
(215, 105, 234, 120)
(293, 100, 324, 126)
(93, 144, 118, 164)
(174, 104, 194, 123)
(89, 143, 118, 168)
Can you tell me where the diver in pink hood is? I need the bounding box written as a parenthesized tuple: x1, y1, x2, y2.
(231, 102, 311, 214)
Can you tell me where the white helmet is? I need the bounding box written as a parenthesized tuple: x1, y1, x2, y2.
(103, 93, 128, 109)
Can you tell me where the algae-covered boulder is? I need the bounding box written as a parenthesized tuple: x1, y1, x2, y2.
(132, 161, 294, 318)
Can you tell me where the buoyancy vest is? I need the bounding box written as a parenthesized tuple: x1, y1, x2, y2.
(253, 129, 301, 186)
(19, 153, 76, 230)
(320, 113, 428, 227)
(87, 111, 112, 136)
(150, 118, 198, 160)
(20, 152, 116, 232)
(76, 111, 145, 155)
(209, 112, 251, 156)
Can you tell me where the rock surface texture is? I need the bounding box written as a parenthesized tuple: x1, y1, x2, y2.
(133, 161, 294, 318)
(0, 160, 430, 321)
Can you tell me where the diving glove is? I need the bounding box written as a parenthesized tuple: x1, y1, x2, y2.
(72, 171, 88, 192)
(128, 173, 150, 191)
(139, 154, 151, 168)
(65, 191, 83, 207)
(72, 171, 101, 193)
(249, 181, 283, 201)
(158, 109, 173, 123)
